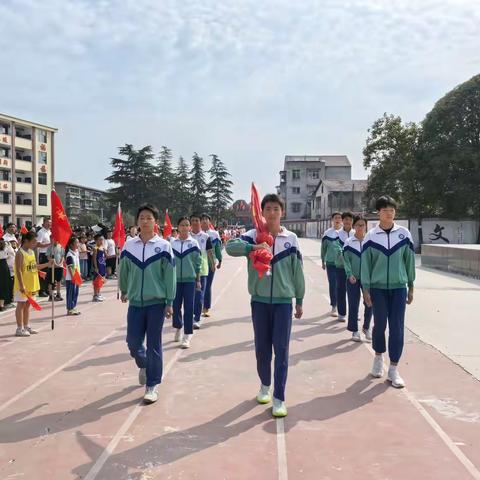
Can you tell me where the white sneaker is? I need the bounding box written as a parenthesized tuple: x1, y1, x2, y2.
(351, 331, 362, 342)
(387, 367, 405, 388)
(272, 397, 288, 417)
(330, 307, 338, 317)
(144, 385, 158, 404)
(363, 328, 372, 342)
(256, 384, 272, 404)
(338, 315, 346, 322)
(25, 326, 38, 335)
(174, 329, 182, 342)
(97, 295, 105, 302)
(193, 321, 200, 330)
(15, 327, 30, 337)
(138, 368, 146, 386)
(371, 355, 384, 378)
(92, 295, 99, 302)
(181, 334, 192, 349)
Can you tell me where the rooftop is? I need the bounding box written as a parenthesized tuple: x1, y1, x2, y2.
(0, 113, 58, 132)
(284, 155, 351, 167)
(55, 181, 107, 194)
(314, 179, 368, 195)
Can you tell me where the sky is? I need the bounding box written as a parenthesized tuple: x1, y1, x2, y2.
(2, 0, 479, 201)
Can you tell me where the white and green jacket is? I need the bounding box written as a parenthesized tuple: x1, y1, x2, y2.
(334, 228, 355, 269)
(206, 228, 223, 264)
(321, 227, 339, 266)
(342, 235, 364, 280)
(361, 224, 416, 290)
(226, 227, 305, 305)
(119, 235, 176, 307)
(191, 231, 213, 277)
(171, 236, 202, 283)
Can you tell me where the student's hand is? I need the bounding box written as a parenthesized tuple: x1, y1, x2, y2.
(196, 281, 202, 291)
(349, 276, 357, 284)
(19, 286, 26, 295)
(121, 294, 128, 303)
(407, 288, 414, 305)
(253, 242, 270, 251)
(165, 305, 173, 319)
(321, 262, 326, 270)
(363, 290, 373, 308)
(216, 262, 222, 270)
(294, 304, 303, 319)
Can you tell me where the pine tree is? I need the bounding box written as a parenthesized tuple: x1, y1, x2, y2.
(105, 144, 156, 215)
(189, 152, 208, 215)
(207, 154, 234, 225)
(156, 146, 174, 213)
(172, 156, 191, 219)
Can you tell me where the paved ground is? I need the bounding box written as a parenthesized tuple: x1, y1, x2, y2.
(0, 239, 479, 480)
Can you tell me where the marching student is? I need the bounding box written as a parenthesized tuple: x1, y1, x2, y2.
(190, 213, 215, 329)
(119, 204, 176, 404)
(13, 232, 52, 337)
(321, 212, 342, 316)
(200, 214, 222, 318)
(334, 212, 355, 322)
(343, 215, 372, 342)
(65, 236, 81, 316)
(226, 193, 305, 418)
(92, 234, 107, 302)
(171, 217, 202, 349)
(362, 196, 415, 388)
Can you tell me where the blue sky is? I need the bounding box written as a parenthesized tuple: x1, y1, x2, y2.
(2, 0, 479, 201)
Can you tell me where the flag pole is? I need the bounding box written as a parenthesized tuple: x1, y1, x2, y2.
(51, 189, 55, 330)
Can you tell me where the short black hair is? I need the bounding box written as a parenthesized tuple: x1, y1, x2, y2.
(200, 213, 211, 221)
(94, 233, 103, 241)
(331, 212, 342, 219)
(7, 222, 16, 228)
(375, 195, 398, 211)
(261, 194, 285, 211)
(177, 216, 190, 226)
(353, 215, 367, 226)
(190, 213, 201, 221)
(136, 203, 159, 221)
(67, 235, 78, 251)
(342, 211, 354, 220)
(21, 231, 36, 244)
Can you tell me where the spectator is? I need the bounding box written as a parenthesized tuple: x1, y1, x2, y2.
(36, 217, 52, 297)
(105, 230, 117, 279)
(0, 237, 10, 311)
(78, 235, 89, 280)
(46, 240, 65, 301)
(3, 223, 17, 243)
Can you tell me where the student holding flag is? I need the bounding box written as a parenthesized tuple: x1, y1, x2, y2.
(200, 214, 222, 318)
(65, 236, 82, 316)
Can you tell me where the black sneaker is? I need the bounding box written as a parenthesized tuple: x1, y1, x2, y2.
(54, 296, 63, 302)
(39, 292, 49, 298)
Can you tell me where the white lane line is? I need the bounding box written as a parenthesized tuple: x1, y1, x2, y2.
(84, 263, 243, 480)
(362, 346, 480, 478)
(276, 418, 288, 480)
(0, 329, 118, 414)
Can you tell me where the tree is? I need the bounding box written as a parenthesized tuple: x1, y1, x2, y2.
(422, 74, 480, 242)
(207, 154, 233, 225)
(189, 152, 208, 214)
(155, 146, 174, 213)
(363, 114, 433, 245)
(172, 156, 191, 219)
(105, 144, 156, 215)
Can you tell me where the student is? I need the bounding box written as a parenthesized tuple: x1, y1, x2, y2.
(78, 235, 89, 280)
(36, 218, 52, 297)
(171, 217, 202, 349)
(190, 214, 215, 329)
(105, 230, 117, 278)
(321, 212, 342, 316)
(65, 236, 81, 316)
(362, 196, 415, 388)
(5, 239, 17, 308)
(92, 234, 107, 302)
(200, 213, 222, 318)
(46, 240, 65, 301)
(0, 237, 10, 311)
(119, 203, 176, 404)
(343, 215, 372, 342)
(226, 194, 305, 418)
(13, 232, 52, 336)
(334, 212, 355, 322)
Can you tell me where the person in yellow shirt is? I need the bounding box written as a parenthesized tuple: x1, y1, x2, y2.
(14, 232, 52, 337)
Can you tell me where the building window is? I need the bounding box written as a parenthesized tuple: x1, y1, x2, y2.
(2, 193, 10, 204)
(38, 130, 48, 143)
(307, 169, 320, 179)
(39, 152, 47, 164)
(38, 172, 48, 185)
(291, 187, 300, 194)
(292, 170, 300, 180)
(291, 203, 301, 213)
(38, 193, 48, 206)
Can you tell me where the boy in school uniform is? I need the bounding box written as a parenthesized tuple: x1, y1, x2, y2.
(226, 194, 305, 418)
(119, 204, 176, 404)
(362, 196, 415, 388)
(321, 212, 342, 316)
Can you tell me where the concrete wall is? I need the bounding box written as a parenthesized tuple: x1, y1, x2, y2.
(410, 219, 479, 249)
(421, 244, 480, 278)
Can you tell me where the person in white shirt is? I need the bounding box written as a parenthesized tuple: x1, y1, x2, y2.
(105, 230, 117, 278)
(36, 218, 52, 297)
(3, 223, 17, 243)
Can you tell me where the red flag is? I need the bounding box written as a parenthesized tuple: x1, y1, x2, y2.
(163, 210, 172, 239)
(0, 225, 3, 238)
(93, 275, 104, 290)
(72, 270, 83, 286)
(112, 203, 126, 250)
(51, 190, 72, 248)
(20, 224, 28, 234)
(27, 296, 42, 311)
(154, 223, 160, 235)
(38, 270, 47, 279)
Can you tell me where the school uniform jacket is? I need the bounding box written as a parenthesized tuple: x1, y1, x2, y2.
(321, 227, 339, 266)
(170, 236, 202, 283)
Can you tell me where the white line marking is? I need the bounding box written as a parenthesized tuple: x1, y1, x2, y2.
(276, 418, 288, 480)
(0, 329, 118, 413)
(84, 263, 243, 480)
